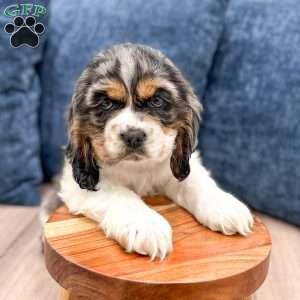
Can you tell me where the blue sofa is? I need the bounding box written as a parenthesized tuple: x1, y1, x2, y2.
(1, 0, 299, 226)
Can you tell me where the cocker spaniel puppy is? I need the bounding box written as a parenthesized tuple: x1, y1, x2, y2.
(58, 43, 253, 260)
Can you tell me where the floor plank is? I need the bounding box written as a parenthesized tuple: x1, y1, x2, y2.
(255, 213, 300, 300)
(0, 205, 37, 256)
(0, 204, 299, 300)
(0, 207, 59, 300)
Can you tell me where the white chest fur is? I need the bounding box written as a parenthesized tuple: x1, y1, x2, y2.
(102, 157, 173, 196)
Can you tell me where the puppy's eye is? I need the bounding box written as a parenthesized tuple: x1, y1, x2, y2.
(100, 97, 113, 110)
(148, 96, 164, 108)
(92, 92, 117, 111)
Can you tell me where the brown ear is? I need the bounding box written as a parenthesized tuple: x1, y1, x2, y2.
(65, 109, 100, 191)
(170, 95, 201, 181)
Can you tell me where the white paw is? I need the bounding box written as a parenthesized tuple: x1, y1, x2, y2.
(196, 192, 254, 236)
(101, 207, 172, 260)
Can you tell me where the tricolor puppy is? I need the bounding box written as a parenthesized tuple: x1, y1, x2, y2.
(59, 43, 253, 260)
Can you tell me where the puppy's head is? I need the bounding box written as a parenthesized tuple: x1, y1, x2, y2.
(66, 43, 201, 190)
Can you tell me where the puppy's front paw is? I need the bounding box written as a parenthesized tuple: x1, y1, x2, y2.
(196, 192, 254, 236)
(101, 208, 172, 260)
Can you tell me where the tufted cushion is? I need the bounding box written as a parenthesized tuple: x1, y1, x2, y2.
(0, 0, 48, 205)
(200, 0, 300, 226)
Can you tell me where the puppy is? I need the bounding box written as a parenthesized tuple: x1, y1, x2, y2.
(56, 43, 253, 260)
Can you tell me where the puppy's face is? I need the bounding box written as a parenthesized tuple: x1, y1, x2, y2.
(66, 44, 201, 190)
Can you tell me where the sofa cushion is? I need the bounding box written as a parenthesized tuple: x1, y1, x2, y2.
(200, 0, 300, 226)
(40, 0, 228, 178)
(0, 0, 48, 205)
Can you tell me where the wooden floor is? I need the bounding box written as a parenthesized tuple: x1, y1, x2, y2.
(0, 204, 299, 300)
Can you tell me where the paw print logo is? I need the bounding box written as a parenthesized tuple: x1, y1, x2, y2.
(4, 16, 44, 48)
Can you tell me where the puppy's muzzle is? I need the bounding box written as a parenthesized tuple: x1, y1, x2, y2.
(120, 128, 146, 150)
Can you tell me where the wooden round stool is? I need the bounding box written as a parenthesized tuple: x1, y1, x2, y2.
(44, 196, 271, 300)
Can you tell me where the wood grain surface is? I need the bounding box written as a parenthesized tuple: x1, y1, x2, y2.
(0, 201, 298, 300)
(44, 196, 271, 300)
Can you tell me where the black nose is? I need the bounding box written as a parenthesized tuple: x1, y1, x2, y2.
(120, 129, 146, 149)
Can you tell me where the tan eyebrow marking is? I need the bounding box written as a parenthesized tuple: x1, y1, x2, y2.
(136, 77, 161, 100)
(103, 79, 127, 102)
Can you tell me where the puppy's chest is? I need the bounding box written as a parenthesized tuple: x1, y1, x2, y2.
(103, 166, 169, 196)
(128, 177, 159, 196)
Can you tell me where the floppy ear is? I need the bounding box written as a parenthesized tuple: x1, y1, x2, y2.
(65, 107, 100, 191)
(170, 94, 201, 181)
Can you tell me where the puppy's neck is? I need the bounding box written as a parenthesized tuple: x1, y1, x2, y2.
(101, 156, 172, 196)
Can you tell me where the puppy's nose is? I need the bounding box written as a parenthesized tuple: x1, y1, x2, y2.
(120, 129, 146, 149)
